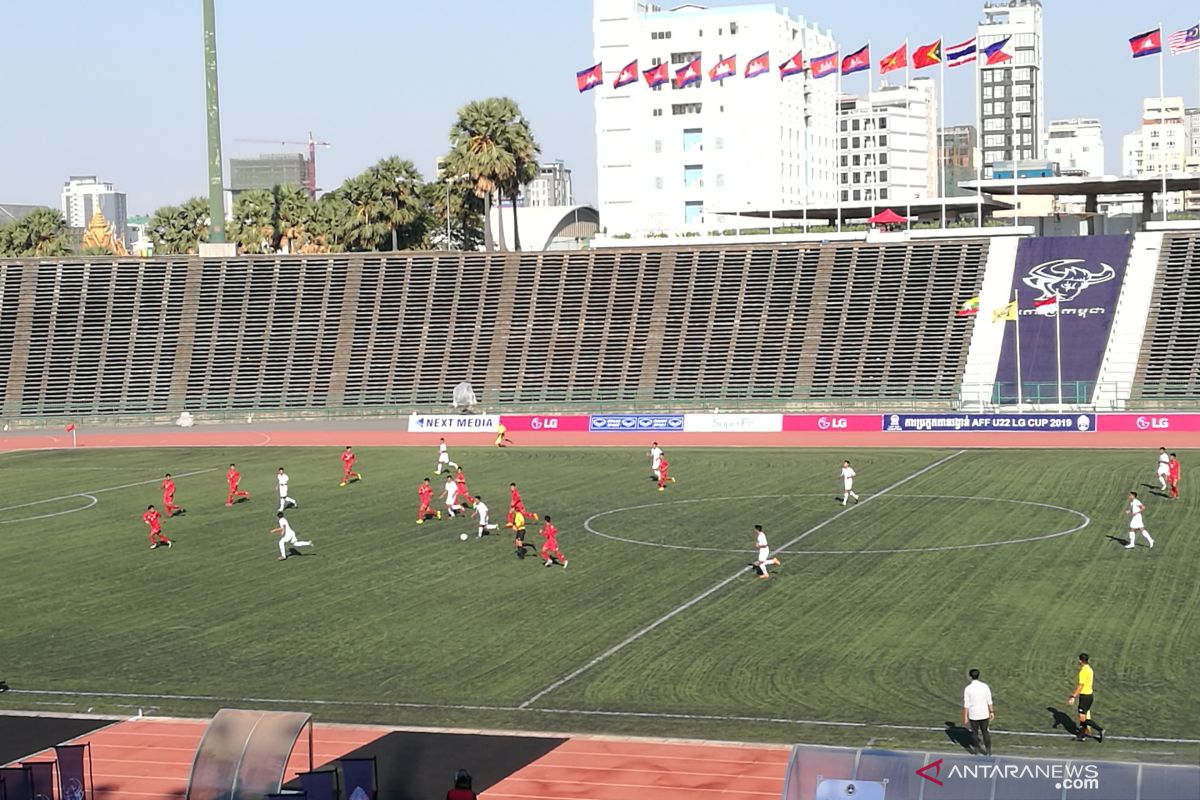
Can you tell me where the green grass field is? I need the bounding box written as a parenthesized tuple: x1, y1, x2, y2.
(1, 445, 1197, 763)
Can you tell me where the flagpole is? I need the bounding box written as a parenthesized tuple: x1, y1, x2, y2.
(1011, 60, 1020, 229)
(974, 39, 983, 226)
(1014, 289, 1024, 412)
(868, 40, 876, 223)
(939, 33, 947, 228)
(836, 64, 843, 233)
(905, 39, 912, 230)
(1159, 22, 1168, 222)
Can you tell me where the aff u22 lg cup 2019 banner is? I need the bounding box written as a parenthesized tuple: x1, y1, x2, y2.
(995, 235, 1132, 400)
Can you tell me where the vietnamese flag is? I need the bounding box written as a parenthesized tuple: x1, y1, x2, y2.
(1129, 28, 1162, 58)
(809, 51, 838, 79)
(879, 43, 907, 75)
(643, 62, 669, 88)
(708, 55, 737, 82)
(913, 39, 942, 69)
(674, 57, 702, 88)
(779, 50, 805, 78)
(841, 44, 870, 75)
(576, 63, 603, 92)
(745, 51, 769, 79)
(613, 59, 639, 89)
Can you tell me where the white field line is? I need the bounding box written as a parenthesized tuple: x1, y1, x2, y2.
(518, 451, 968, 709)
(4, 687, 1197, 745)
(0, 468, 217, 513)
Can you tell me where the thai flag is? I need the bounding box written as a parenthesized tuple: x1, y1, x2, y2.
(809, 51, 838, 79)
(576, 63, 603, 92)
(745, 51, 770, 79)
(1034, 295, 1058, 316)
(613, 59, 639, 89)
(981, 36, 1012, 66)
(779, 50, 805, 79)
(1129, 28, 1162, 58)
(946, 37, 977, 67)
(643, 62, 669, 88)
(674, 57, 702, 88)
(708, 55, 737, 82)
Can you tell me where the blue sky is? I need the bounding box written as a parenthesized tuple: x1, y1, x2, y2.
(2, 1, 1198, 214)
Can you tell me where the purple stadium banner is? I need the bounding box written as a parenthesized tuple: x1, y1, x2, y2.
(298, 770, 337, 800)
(55, 745, 88, 800)
(1, 766, 34, 800)
(22, 762, 54, 800)
(995, 235, 1132, 398)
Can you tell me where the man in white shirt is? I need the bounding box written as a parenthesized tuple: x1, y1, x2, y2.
(840, 460, 860, 506)
(472, 496, 499, 538)
(443, 476, 463, 518)
(436, 438, 458, 475)
(649, 442, 663, 481)
(962, 668, 994, 756)
(276, 467, 296, 512)
(1155, 447, 1170, 492)
(272, 512, 312, 561)
(751, 525, 781, 580)
(1125, 490, 1155, 549)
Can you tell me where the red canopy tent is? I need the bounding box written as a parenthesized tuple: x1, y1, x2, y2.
(867, 208, 908, 226)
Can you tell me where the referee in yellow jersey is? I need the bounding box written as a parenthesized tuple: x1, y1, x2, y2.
(1067, 652, 1105, 743)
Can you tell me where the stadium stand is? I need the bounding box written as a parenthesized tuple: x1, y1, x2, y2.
(0, 239, 998, 418)
(1131, 231, 1200, 403)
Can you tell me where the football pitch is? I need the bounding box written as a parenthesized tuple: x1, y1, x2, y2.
(1, 445, 1197, 764)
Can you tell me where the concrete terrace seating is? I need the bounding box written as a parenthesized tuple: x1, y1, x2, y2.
(1132, 232, 1200, 400)
(0, 241, 993, 418)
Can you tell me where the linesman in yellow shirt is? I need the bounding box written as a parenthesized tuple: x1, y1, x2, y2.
(1067, 652, 1105, 743)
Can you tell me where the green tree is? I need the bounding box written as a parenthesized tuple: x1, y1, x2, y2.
(149, 197, 209, 255)
(498, 113, 541, 251)
(422, 178, 484, 251)
(3, 208, 72, 257)
(445, 97, 523, 251)
(309, 193, 350, 253)
(372, 157, 426, 251)
(274, 184, 312, 253)
(229, 189, 276, 253)
(337, 172, 388, 252)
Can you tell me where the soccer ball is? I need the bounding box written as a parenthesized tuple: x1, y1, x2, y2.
(459, 533, 469, 541)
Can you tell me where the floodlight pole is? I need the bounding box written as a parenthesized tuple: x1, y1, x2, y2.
(202, 0, 227, 243)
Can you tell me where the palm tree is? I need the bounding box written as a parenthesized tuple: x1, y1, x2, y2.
(274, 184, 311, 253)
(422, 178, 484, 251)
(149, 198, 209, 254)
(371, 157, 425, 250)
(338, 172, 389, 251)
(446, 98, 522, 251)
(18, 208, 71, 257)
(309, 193, 350, 252)
(497, 112, 541, 251)
(230, 189, 276, 253)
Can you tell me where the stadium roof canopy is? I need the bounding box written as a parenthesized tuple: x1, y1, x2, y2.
(728, 196, 1014, 224)
(960, 173, 1200, 197)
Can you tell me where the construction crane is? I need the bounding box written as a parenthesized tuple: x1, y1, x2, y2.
(234, 131, 331, 199)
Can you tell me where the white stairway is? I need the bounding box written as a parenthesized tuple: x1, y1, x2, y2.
(1092, 231, 1164, 410)
(957, 235, 1022, 410)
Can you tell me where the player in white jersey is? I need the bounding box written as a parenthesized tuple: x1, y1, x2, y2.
(272, 512, 312, 560)
(443, 476, 464, 518)
(1124, 491, 1155, 549)
(1155, 447, 1170, 492)
(436, 437, 458, 474)
(840, 460, 860, 505)
(472, 496, 499, 538)
(276, 467, 296, 512)
(751, 524, 781, 580)
(649, 442, 663, 481)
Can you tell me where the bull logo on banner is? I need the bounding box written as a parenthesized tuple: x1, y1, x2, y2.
(1022, 258, 1116, 302)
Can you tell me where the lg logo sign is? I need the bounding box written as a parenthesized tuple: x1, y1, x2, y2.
(817, 416, 848, 430)
(1135, 416, 1169, 430)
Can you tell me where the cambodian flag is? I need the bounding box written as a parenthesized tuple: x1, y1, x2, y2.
(841, 44, 870, 75)
(1129, 28, 1162, 58)
(576, 63, 603, 92)
(745, 51, 769, 79)
(708, 55, 737, 82)
(982, 36, 1013, 66)
(779, 50, 805, 78)
(674, 57, 702, 88)
(643, 62, 669, 88)
(809, 51, 838, 79)
(613, 59, 639, 89)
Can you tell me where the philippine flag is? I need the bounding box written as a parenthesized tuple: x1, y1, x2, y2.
(1129, 28, 1162, 58)
(576, 63, 603, 92)
(1034, 295, 1059, 316)
(981, 36, 1013, 66)
(779, 50, 805, 79)
(745, 51, 770, 79)
(643, 62, 669, 88)
(709, 55, 737, 82)
(809, 51, 838, 79)
(613, 59, 639, 89)
(674, 57, 702, 88)
(841, 44, 870, 75)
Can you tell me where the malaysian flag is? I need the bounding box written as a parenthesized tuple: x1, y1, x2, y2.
(1168, 25, 1200, 54)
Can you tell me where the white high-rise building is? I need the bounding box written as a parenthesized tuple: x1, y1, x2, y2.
(592, 0, 837, 236)
(522, 160, 574, 207)
(1045, 118, 1104, 176)
(1185, 106, 1200, 158)
(837, 79, 938, 204)
(977, 0, 1045, 175)
(60, 176, 128, 241)
(1121, 97, 1192, 213)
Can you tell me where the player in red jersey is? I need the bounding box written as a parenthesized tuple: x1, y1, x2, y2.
(454, 467, 476, 507)
(539, 515, 567, 568)
(226, 463, 251, 506)
(1169, 453, 1181, 500)
(506, 482, 538, 527)
(416, 478, 442, 524)
(657, 455, 676, 491)
(340, 445, 363, 486)
(143, 504, 172, 549)
(161, 473, 183, 517)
